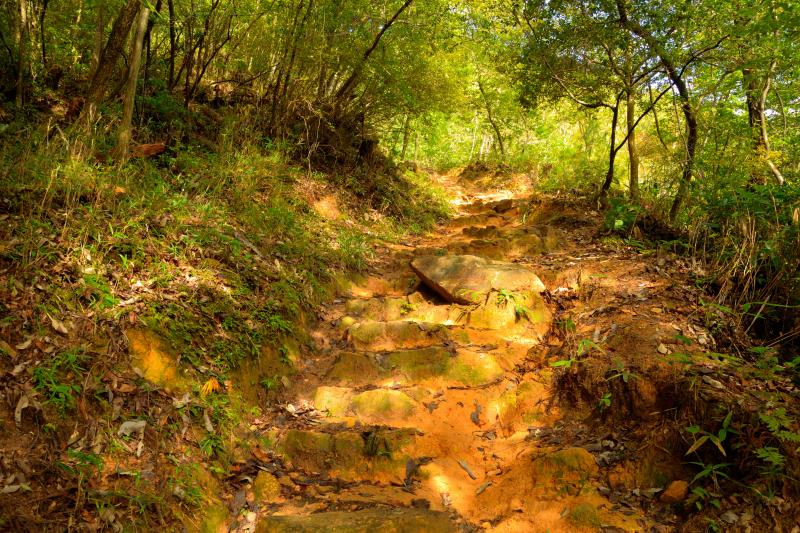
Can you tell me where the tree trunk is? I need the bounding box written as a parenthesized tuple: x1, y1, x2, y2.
(115, 4, 150, 161)
(38, 0, 48, 70)
(400, 114, 412, 160)
(89, 0, 105, 79)
(615, 0, 697, 222)
(599, 101, 621, 204)
(478, 79, 506, 158)
(16, 0, 29, 107)
(143, 0, 162, 97)
(468, 112, 479, 162)
(335, 0, 413, 103)
(626, 89, 640, 200)
(85, 0, 140, 118)
(743, 66, 784, 185)
(168, 0, 176, 88)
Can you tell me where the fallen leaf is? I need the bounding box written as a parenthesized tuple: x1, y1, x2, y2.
(172, 393, 191, 409)
(118, 419, 147, 437)
(203, 410, 215, 433)
(49, 315, 69, 335)
(252, 447, 269, 462)
(14, 339, 32, 350)
(14, 395, 29, 425)
(0, 340, 17, 358)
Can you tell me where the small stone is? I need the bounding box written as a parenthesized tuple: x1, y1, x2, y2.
(279, 476, 294, 488)
(510, 498, 524, 512)
(720, 511, 739, 524)
(246, 512, 257, 523)
(657, 343, 669, 355)
(702, 375, 724, 389)
(660, 480, 689, 504)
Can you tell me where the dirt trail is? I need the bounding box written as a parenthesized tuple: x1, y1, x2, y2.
(243, 173, 715, 532)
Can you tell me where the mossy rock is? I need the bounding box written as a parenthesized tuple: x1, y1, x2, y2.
(348, 321, 448, 351)
(445, 349, 504, 386)
(381, 347, 451, 380)
(280, 430, 363, 472)
(567, 503, 601, 529)
(257, 508, 454, 533)
(345, 297, 408, 321)
(252, 471, 281, 504)
(350, 389, 417, 421)
(279, 429, 415, 480)
(314, 386, 353, 416)
(533, 447, 599, 482)
(200, 503, 229, 533)
(326, 353, 381, 386)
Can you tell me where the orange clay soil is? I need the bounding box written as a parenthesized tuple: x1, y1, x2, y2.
(241, 172, 733, 533)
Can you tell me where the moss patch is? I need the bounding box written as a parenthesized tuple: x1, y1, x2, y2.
(350, 389, 417, 421)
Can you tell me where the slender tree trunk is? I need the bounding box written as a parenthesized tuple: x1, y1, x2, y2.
(38, 0, 48, 70)
(616, 0, 697, 222)
(599, 101, 621, 204)
(468, 112, 479, 162)
(85, 0, 140, 119)
(400, 114, 412, 160)
(90, 0, 105, 79)
(168, 0, 176, 88)
(626, 89, 640, 200)
(758, 68, 784, 185)
(743, 66, 784, 185)
(115, 4, 150, 160)
(143, 0, 162, 97)
(478, 79, 505, 158)
(16, 0, 29, 107)
(335, 0, 413, 103)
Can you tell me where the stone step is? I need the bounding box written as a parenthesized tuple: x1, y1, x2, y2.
(346, 320, 450, 351)
(342, 289, 549, 334)
(325, 347, 506, 389)
(277, 427, 419, 485)
(314, 387, 423, 425)
(257, 508, 455, 533)
(312, 375, 554, 436)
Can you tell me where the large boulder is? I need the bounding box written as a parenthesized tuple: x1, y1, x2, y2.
(411, 255, 546, 304)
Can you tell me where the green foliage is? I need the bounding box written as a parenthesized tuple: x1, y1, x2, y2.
(685, 412, 735, 457)
(32, 348, 86, 414)
(603, 198, 642, 234)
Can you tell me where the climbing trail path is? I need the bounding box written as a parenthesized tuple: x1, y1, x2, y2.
(238, 173, 717, 532)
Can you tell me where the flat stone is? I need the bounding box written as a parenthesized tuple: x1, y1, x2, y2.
(314, 386, 353, 416)
(382, 347, 504, 386)
(411, 255, 545, 305)
(257, 508, 454, 533)
(350, 389, 417, 421)
(348, 321, 448, 351)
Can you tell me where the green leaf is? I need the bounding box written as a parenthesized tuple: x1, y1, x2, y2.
(685, 435, 710, 455)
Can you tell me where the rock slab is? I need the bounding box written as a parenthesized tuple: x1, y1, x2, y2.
(257, 508, 454, 533)
(411, 254, 546, 304)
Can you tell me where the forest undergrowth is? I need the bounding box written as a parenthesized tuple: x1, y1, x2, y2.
(0, 108, 451, 530)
